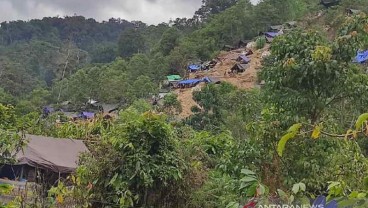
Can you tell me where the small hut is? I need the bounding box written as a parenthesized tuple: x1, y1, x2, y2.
(269, 25, 283, 32)
(178, 79, 202, 88)
(222, 45, 235, 51)
(187, 64, 201, 73)
(231, 64, 249, 73)
(237, 55, 251, 64)
(320, 0, 340, 7)
(346, 9, 361, 15)
(0, 134, 89, 183)
(203, 77, 221, 84)
(237, 40, 251, 48)
(264, 32, 282, 43)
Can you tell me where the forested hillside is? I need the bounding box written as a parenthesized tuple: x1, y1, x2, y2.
(0, 0, 300, 111)
(2, 0, 368, 207)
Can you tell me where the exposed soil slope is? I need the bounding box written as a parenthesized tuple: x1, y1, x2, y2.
(176, 45, 269, 118)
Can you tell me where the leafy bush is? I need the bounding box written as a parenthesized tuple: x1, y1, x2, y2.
(256, 36, 266, 49)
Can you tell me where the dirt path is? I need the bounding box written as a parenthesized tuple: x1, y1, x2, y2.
(176, 45, 270, 118)
(175, 87, 202, 118)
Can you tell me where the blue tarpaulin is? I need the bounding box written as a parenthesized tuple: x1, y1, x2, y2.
(188, 64, 201, 71)
(202, 77, 211, 83)
(178, 79, 201, 85)
(238, 55, 251, 63)
(355, 50, 368, 63)
(312, 196, 337, 208)
(265, 32, 280, 38)
(43, 106, 54, 115)
(78, 112, 95, 119)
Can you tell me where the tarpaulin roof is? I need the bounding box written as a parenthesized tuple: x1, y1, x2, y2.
(167, 75, 182, 81)
(188, 65, 201, 71)
(43, 106, 54, 113)
(101, 104, 119, 113)
(178, 79, 201, 85)
(16, 135, 89, 173)
(203, 77, 221, 84)
(79, 112, 95, 119)
(355, 50, 368, 63)
(232, 64, 249, 72)
(87, 99, 98, 105)
(321, 0, 340, 6)
(265, 32, 280, 38)
(209, 77, 221, 84)
(348, 9, 361, 14)
(270, 25, 283, 30)
(203, 77, 211, 83)
(238, 55, 251, 63)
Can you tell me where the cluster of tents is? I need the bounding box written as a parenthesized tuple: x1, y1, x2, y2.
(167, 74, 221, 89)
(187, 60, 218, 73)
(260, 22, 298, 43)
(42, 100, 120, 121)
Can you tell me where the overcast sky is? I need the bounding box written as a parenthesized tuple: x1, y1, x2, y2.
(0, 0, 260, 25)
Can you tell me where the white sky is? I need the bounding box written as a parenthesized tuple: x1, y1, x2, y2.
(0, 0, 261, 25)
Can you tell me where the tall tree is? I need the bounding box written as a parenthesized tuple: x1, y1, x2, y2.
(118, 28, 145, 58)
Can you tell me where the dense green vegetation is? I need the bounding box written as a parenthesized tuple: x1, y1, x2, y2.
(3, 0, 368, 207)
(0, 0, 324, 112)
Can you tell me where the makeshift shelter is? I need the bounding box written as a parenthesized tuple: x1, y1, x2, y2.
(265, 32, 280, 38)
(285, 21, 297, 28)
(223, 45, 235, 51)
(87, 99, 98, 105)
(178, 79, 201, 88)
(346, 9, 361, 15)
(158, 92, 169, 99)
(16, 135, 88, 173)
(264, 32, 282, 43)
(0, 135, 89, 202)
(269, 25, 283, 32)
(321, 0, 340, 7)
(187, 64, 201, 72)
(60, 101, 74, 112)
(201, 61, 211, 70)
(78, 112, 95, 119)
(355, 50, 368, 63)
(42, 106, 54, 117)
(0, 134, 89, 183)
(231, 64, 249, 73)
(237, 40, 251, 48)
(237, 55, 251, 64)
(101, 103, 119, 114)
(245, 50, 253, 56)
(167, 75, 182, 82)
(203, 77, 221, 84)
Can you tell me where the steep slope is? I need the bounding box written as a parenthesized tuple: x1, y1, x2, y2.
(176, 45, 269, 118)
(176, 86, 203, 118)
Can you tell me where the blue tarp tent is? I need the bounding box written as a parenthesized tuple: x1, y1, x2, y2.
(178, 79, 201, 85)
(188, 64, 201, 72)
(238, 55, 251, 64)
(42, 106, 54, 117)
(202, 77, 211, 83)
(265, 32, 280, 38)
(355, 50, 368, 63)
(78, 112, 95, 119)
